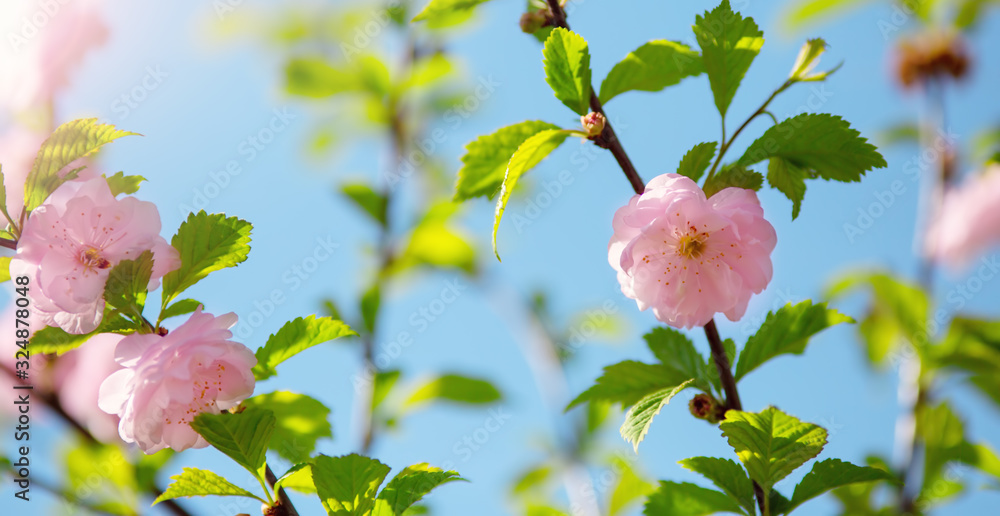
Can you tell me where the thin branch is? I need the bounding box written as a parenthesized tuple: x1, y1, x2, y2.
(266, 464, 300, 516)
(705, 81, 790, 183)
(1, 237, 17, 250)
(544, 0, 645, 194)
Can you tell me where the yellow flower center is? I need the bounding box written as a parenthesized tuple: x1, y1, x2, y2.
(678, 233, 707, 259)
(80, 247, 111, 270)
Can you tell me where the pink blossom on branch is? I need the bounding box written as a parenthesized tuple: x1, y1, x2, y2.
(925, 165, 1000, 270)
(609, 174, 777, 329)
(98, 309, 258, 453)
(9, 177, 180, 334)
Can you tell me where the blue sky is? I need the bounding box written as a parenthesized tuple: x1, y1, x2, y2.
(3, 0, 1000, 514)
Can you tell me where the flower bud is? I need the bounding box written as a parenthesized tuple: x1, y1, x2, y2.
(689, 393, 726, 424)
(895, 29, 970, 89)
(581, 112, 606, 138)
(520, 10, 550, 34)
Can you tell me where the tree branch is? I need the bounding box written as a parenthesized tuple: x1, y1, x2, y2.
(266, 464, 300, 516)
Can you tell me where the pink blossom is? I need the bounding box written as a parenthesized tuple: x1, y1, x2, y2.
(98, 309, 257, 453)
(9, 177, 180, 334)
(609, 174, 777, 329)
(55, 334, 124, 443)
(0, 0, 109, 111)
(0, 128, 45, 223)
(926, 165, 1000, 270)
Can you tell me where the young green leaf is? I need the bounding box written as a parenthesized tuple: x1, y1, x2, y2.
(30, 308, 136, 355)
(676, 142, 718, 183)
(692, 0, 765, 118)
(154, 467, 263, 504)
(159, 299, 203, 321)
(788, 38, 839, 82)
(678, 457, 756, 516)
(702, 165, 764, 197)
(0, 256, 10, 283)
(766, 157, 808, 219)
(161, 211, 252, 305)
(738, 114, 887, 204)
(312, 454, 391, 515)
(781, 0, 870, 31)
(720, 407, 828, 492)
(599, 40, 704, 104)
(543, 28, 593, 115)
(620, 380, 694, 452)
(361, 284, 381, 334)
(642, 481, 746, 516)
(104, 172, 146, 196)
(405, 374, 502, 408)
(827, 272, 928, 354)
(786, 459, 897, 512)
(493, 129, 573, 260)
(372, 464, 464, 516)
(243, 391, 333, 464)
(276, 463, 316, 494)
(644, 327, 713, 393)
(191, 408, 276, 478)
(412, 0, 491, 22)
(735, 301, 853, 381)
(286, 58, 360, 98)
(341, 183, 387, 226)
(608, 454, 655, 516)
(25, 118, 137, 212)
(373, 370, 402, 410)
(567, 361, 683, 410)
(397, 221, 476, 274)
(253, 315, 357, 381)
(455, 121, 562, 200)
(103, 250, 154, 320)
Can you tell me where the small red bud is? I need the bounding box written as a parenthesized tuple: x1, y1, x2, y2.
(689, 393, 726, 424)
(519, 10, 550, 34)
(581, 112, 606, 138)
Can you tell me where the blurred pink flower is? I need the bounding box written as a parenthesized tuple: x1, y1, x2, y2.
(55, 333, 124, 443)
(98, 309, 257, 453)
(0, 128, 45, 223)
(926, 165, 1000, 269)
(9, 177, 180, 334)
(0, 0, 109, 111)
(609, 174, 777, 329)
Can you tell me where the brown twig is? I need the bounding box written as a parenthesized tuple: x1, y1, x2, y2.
(537, 3, 768, 512)
(265, 464, 300, 516)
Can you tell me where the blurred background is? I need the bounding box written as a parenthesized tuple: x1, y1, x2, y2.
(1, 0, 999, 514)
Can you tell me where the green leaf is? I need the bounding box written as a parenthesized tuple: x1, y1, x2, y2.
(412, 0, 490, 22)
(599, 40, 703, 104)
(720, 407, 828, 492)
(342, 183, 387, 226)
(253, 316, 357, 381)
(373, 370, 401, 410)
(66, 442, 138, 511)
(25, 118, 137, 212)
(286, 58, 360, 98)
(160, 299, 203, 321)
(372, 464, 464, 515)
(405, 374, 501, 407)
(543, 28, 592, 115)
(398, 221, 476, 274)
(190, 408, 275, 478)
(312, 454, 391, 515)
(643, 481, 746, 516)
(702, 165, 763, 197)
(692, 0, 765, 118)
(243, 392, 333, 464)
(401, 54, 455, 91)
(608, 454, 655, 516)
(767, 158, 807, 219)
(781, 0, 876, 30)
(788, 38, 839, 82)
(455, 121, 561, 200)
(827, 272, 929, 355)
(786, 459, 897, 512)
(735, 301, 853, 381)
(678, 457, 755, 516)
(154, 467, 262, 504)
(0, 256, 10, 283)
(676, 142, 718, 183)
(161, 211, 252, 305)
(644, 327, 713, 393)
(492, 129, 572, 260)
(104, 172, 145, 196)
(276, 463, 316, 495)
(361, 284, 381, 334)
(30, 308, 136, 355)
(567, 361, 683, 410)
(103, 250, 153, 320)
(738, 114, 887, 189)
(620, 380, 694, 452)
